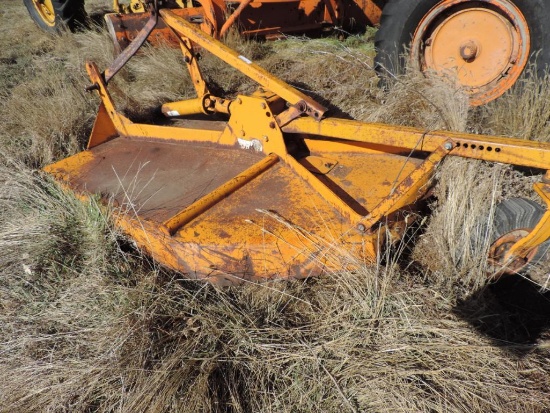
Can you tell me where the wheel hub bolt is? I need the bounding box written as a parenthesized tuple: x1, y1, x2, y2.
(460, 41, 479, 62)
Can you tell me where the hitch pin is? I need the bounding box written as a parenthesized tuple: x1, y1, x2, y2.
(85, 83, 100, 92)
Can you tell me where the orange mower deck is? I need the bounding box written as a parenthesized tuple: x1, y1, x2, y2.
(44, 10, 550, 284)
(45, 121, 429, 283)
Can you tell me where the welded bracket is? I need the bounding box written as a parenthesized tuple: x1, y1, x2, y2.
(219, 94, 287, 153)
(86, 61, 132, 135)
(87, 102, 118, 149)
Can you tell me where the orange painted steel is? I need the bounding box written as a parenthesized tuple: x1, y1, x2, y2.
(104, 8, 208, 53)
(283, 117, 550, 170)
(104, 0, 384, 51)
(160, 9, 328, 120)
(219, 0, 253, 38)
(504, 177, 550, 262)
(161, 97, 206, 117)
(411, 0, 530, 106)
(161, 153, 280, 235)
(44, 10, 550, 284)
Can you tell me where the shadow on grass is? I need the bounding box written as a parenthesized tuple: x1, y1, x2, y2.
(454, 276, 550, 357)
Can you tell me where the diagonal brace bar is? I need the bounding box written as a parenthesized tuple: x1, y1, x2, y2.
(161, 153, 280, 236)
(159, 9, 328, 120)
(358, 143, 451, 232)
(505, 178, 550, 261)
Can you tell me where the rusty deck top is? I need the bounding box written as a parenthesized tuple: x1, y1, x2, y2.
(45, 134, 425, 283)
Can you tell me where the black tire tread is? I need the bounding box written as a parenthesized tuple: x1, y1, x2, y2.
(374, 0, 550, 96)
(374, 0, 421, 77)
(24, 0, 86, 33)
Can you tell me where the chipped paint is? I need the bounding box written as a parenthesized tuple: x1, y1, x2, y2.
(238, 138, 263, 152)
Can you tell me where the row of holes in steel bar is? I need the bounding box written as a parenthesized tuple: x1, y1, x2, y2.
(455, 141, 501, 152)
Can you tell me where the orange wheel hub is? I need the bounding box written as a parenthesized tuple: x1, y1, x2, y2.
(487, 229, 539, 278)
(411, 0, 530, 105)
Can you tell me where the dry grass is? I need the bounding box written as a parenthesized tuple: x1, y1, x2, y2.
(1, 1, 550, 412)
(473, 69, 550, 141)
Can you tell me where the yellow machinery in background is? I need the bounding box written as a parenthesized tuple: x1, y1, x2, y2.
(43, 8, 550, 284)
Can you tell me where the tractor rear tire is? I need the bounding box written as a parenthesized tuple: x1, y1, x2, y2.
(24, 0, 87, 33)
(486, 198, 550, 280)
(374, 0, 550, 106)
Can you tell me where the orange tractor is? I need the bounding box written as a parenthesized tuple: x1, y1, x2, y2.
(41, 5, 550, 284)
(24, 0, 550, 106)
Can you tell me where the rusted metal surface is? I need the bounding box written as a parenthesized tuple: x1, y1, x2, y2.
(44, 10, 550, 284)
(44, 102, 444, 283)
(103, 6, 159, 84)
(104, 8, 207, 53)
(46, 127, 436, 282)
(105, 0, 387, 53)
(161, 153, 280, 235)
(45, 136, 375, 283)
(488, 229, 538, 277)
(47, 138, 264, 223)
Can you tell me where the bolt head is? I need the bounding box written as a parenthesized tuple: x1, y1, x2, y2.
(459, 41, 479, 62)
